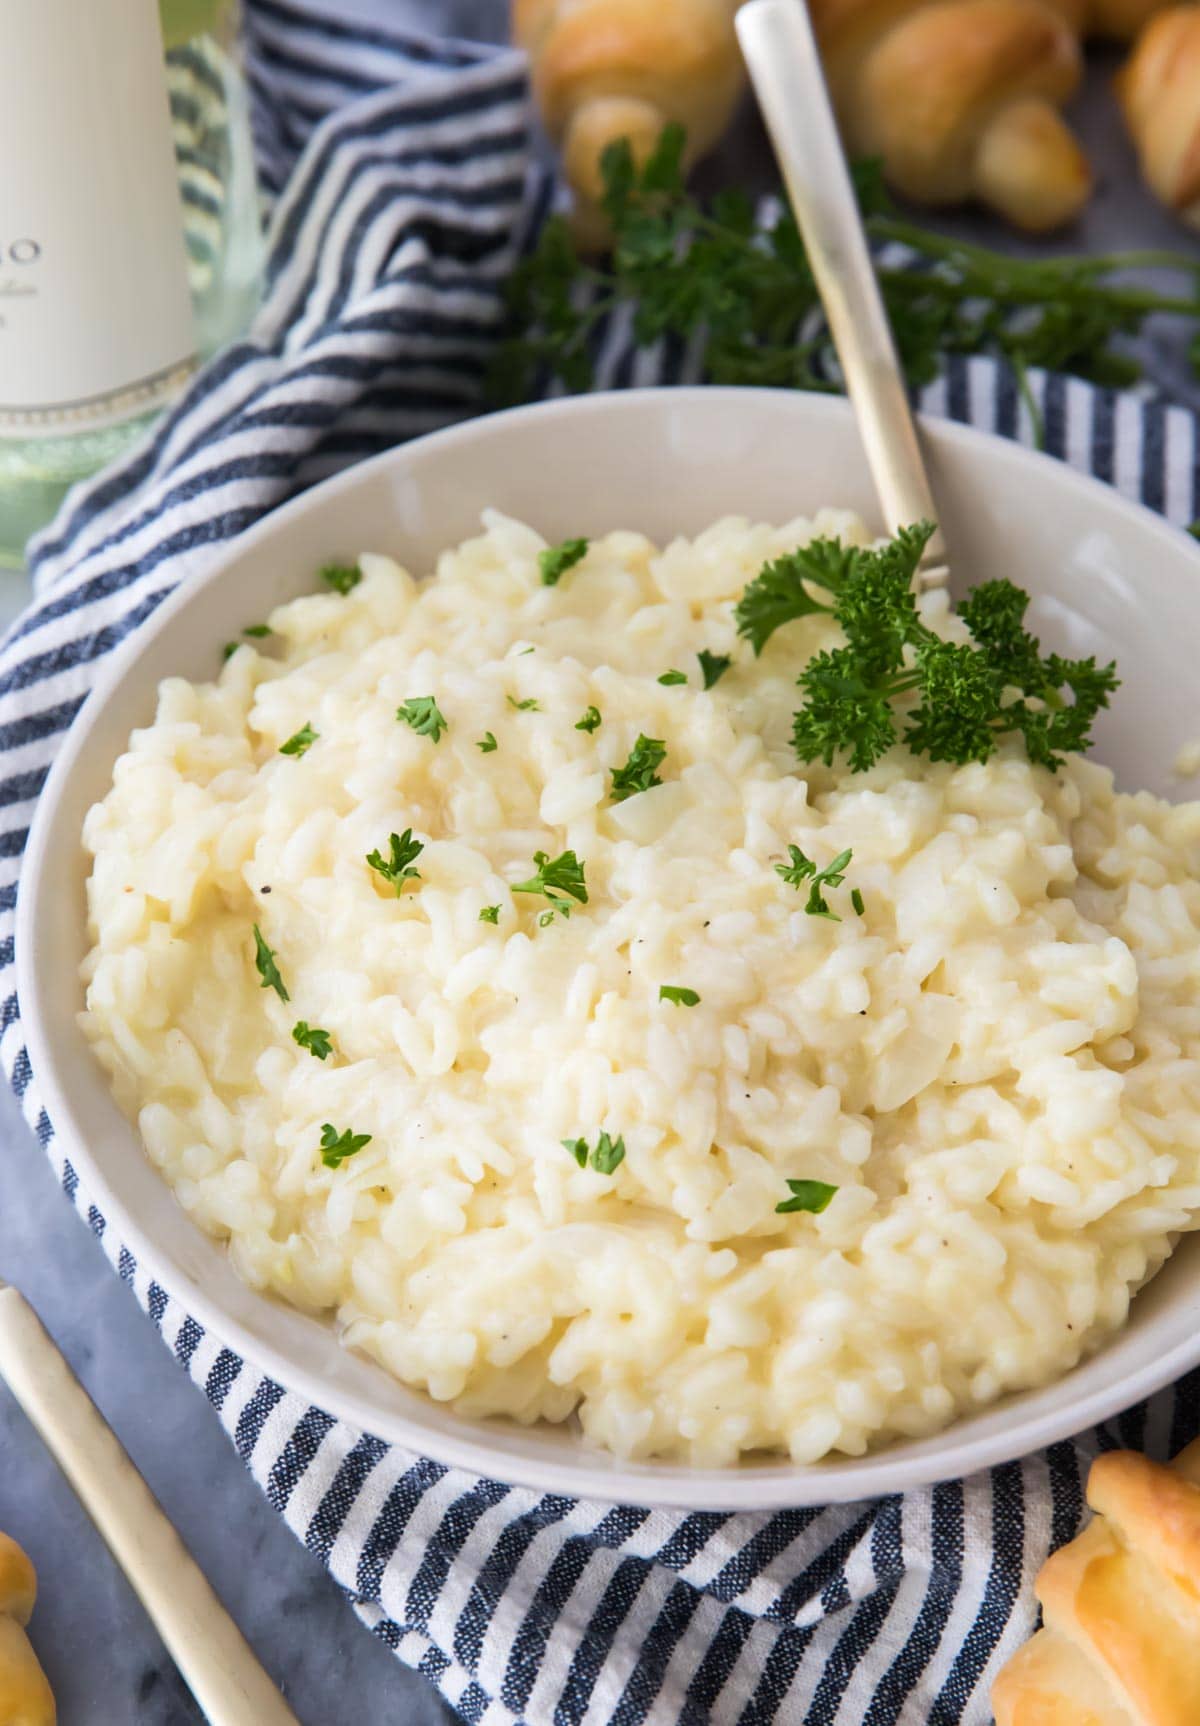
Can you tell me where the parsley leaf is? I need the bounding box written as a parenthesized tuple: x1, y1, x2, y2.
(243, 623, 271, 638)
(319, 1123, 372, 1168)
(776, 845, 853, 920)
(658, 669, 688, 686)
(575, 705, 602, 733)
(479, 905, 501, 924)
(292, 1021, 333, 1060)
(659, 985, 700, 1006)
(222, 642, 238, 662)
(280, 722, 317, 757)
(507, 695, 540, 711)
(610, 734, 667, 801)
(851, 887, 865, 917)
(396, 696, 447, 741)
(477, 732, 498, 753)
(321, 562, 361, 596)
(539, 537, 589, 586)
(698, 650, 732, 689)
(252, 925, 289, 1001)
(775, 1178, 838, 1215)
(563, 1132, 626, 1174)
(512, 849, 589, 908)
(366, 829, 424, 894)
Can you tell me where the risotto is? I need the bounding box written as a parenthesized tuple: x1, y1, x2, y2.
(80, 510, 1200, 1465)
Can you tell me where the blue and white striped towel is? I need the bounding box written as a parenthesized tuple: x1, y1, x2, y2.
(7, 3, 1200, 1721)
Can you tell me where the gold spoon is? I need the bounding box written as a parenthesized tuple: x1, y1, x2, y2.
(735, 0, 951, 591)
(0, 1281, 301, 1726)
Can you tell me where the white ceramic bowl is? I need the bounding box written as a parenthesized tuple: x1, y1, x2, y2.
(18, 388, 1200, 1509)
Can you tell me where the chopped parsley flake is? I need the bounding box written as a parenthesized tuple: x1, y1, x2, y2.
(658, 669, 688, 686)
(243, 623, 271, 638)
(659, 985, 700, 1007)
(222, 642, 238, 661)
(776, 1178, 838, 1215)
(539, 537, 588, 586)
(563, 1132, 626, 1175)
(292, 1021, 333, 1060)
(610, 734, 667, 801)
(366, 828, 424, 894)
(320, 1123, 372, 1168)
(575, 706, 602, 733)
(479, 905, 500, 924)
(279, 722, 317, 757)
(321, 562, 361, 595)
(512, 849, 588, 910)
(698, 650, 732, 689)
(396, 696, 447, 741)
(507, 695, 540, 711)
(851, 887, 865, 917)
(252, 925, 289, 1002)
(477, 731, 498, 753)
(776, 845, 853, 920)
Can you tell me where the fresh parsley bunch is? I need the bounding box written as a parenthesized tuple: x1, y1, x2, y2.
(492, 125, 1200, 418)
(736, 523, 1118, 772)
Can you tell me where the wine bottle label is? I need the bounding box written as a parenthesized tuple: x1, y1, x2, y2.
(0, 0, 197, 433)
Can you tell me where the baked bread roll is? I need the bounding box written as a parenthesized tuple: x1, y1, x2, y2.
(811, 0, 1092, 230)
(513, 0, 745, 246)
(992, 1436, 1200, 1725)
(1116, 6, 1200, 229)
(0, 1533, 55, 1726)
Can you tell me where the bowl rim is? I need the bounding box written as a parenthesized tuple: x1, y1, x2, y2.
(17, 385, 1200, 1510)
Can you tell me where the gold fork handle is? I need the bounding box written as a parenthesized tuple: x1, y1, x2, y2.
(0, 1284, 301, 1726)
(736, 0, 950, 589)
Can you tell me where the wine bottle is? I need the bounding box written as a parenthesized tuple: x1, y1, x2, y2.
(0, 0, 263, 573)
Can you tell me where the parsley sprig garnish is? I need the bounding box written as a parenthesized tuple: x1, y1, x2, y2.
(490, 122, 1200, 410)
(320, 1123, 372, 1168)
(252, 925, 289, 1001)
(736, 523, 1118, 771)
(563, 1132, 626, 1175)
(280, 722, 317, 757)
(512, 849, 588, 915)
(610, 734, 667, 801)
(396, 696, 447, 741)
(776, 846, 854, 920)
(292, 1021, 333, 1060)
(539, 537, 588, 586)
(776, 1179, 838, 1215)
(366, 829, 424, 894)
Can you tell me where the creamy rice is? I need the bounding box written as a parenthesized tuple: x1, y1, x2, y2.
(80, 511, 1200, 1464)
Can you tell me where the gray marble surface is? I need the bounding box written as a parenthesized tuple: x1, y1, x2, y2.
(3, 10, 1199, 1726)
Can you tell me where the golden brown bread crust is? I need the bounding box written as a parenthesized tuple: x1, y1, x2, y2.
(992, 1442, 1200, 1726)
(514, 0, 744, 246)
(0, 1535, 54, 1726)
(813, 0, 1089, 228)
(0, 1536, 35, 1628)
(1117, 7, 1200, 227)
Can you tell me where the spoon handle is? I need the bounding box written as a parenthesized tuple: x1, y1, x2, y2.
(0, 1283, 301, 1726)
(735, 0, 949, 588)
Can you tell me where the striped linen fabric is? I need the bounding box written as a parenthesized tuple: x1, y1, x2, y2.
(7, 3, 1200, 1721)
